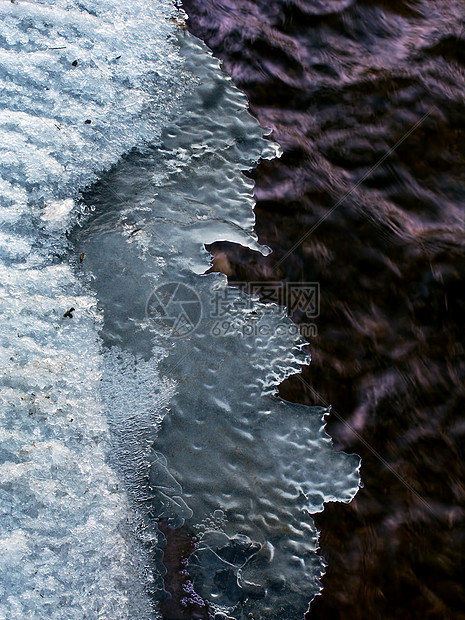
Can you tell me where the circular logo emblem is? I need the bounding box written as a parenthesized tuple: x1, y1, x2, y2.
(146, 282, 202, 337)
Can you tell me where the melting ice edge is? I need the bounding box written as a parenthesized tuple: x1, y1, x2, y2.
(0, 1, 360, 618)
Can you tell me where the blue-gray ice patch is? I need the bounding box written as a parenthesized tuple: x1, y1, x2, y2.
(0, 1, 360, 618)
(72, 31, 361, 620)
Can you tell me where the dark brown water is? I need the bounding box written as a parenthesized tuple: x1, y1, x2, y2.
(179, 1, 465, 618)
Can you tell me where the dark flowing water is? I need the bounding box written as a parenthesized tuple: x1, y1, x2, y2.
(180, 1, 465, 618)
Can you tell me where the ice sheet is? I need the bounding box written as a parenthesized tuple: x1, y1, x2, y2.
(0, 1, 360, 618)
(72, 32, 360, 620)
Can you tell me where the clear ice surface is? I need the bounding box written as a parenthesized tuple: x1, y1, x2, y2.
(0, 2, 360, 619)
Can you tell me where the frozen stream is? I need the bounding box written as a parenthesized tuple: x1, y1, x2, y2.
(0, 2, 360, 618)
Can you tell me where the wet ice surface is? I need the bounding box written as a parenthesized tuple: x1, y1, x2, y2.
(73, 32, 360, 619)
(0, 1, 359, 618)
(0, 0, 184, 617)
(181, 2, 465, 618)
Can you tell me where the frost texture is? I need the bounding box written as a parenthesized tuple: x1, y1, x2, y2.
(0, 1, 187, 617)
(0, 0, 183, 213)
(0, 261, 154, 618)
